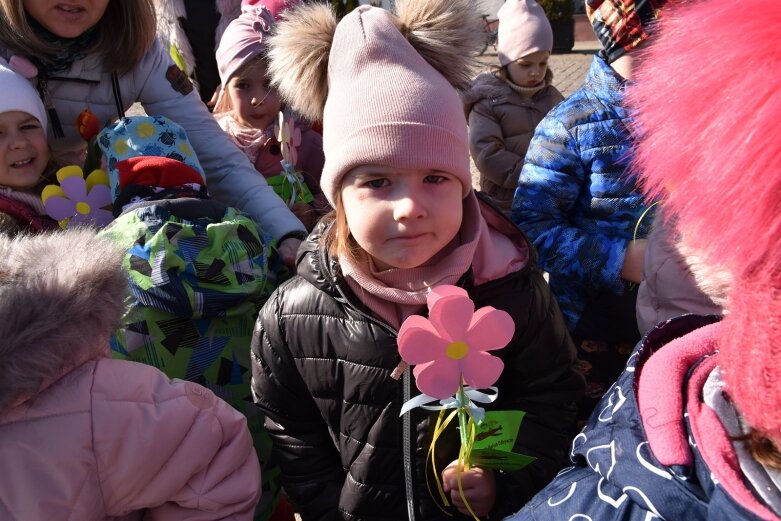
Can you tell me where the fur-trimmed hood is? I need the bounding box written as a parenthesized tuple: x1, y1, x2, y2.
(462, 68, 555, 115)
(0, 230, 128, 414)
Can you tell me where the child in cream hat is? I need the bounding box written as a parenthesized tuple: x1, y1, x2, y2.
(463, 0, 563, 214)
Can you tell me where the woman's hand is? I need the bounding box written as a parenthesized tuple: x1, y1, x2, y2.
(442, 461, 496, 517)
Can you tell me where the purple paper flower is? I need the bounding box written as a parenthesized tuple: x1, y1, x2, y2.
(42, 166, 113, 228)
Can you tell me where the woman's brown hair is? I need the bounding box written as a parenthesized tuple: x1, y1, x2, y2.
(0, 0, 156, 75)
(739, 428, 781, 471)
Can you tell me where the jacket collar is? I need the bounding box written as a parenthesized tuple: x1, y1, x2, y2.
(583, 54, 627, 105)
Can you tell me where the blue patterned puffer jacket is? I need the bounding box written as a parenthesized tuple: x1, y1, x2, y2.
(511, 55, 652, 330)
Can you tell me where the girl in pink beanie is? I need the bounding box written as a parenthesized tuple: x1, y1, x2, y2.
(213, 3, 327, 231)
(463, 0, 563, 215)
(249, 0, 584, 519)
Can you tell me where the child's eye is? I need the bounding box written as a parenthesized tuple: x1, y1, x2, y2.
(21, 123, 40, 131)
(233, 81, 249, 90)
(424, 175, 447, 184)
(364, 178, 389, 189)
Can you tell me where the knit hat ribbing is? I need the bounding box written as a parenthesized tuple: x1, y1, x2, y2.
(586, 0, 667, 63)
(266, 0, 481, 207)
(321, 6, 471, 205)
(497, 0, 553, 66)
(0, 64, 47, 133)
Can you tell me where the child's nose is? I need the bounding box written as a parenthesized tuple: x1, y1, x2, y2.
(8, 131, 27, 149)
(251, 92, 269, 106)
(393, 193, 426, 220)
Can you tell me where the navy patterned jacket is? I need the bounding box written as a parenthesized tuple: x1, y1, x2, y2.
(505, 314, 778, 521)
(511, 55, 652, 330)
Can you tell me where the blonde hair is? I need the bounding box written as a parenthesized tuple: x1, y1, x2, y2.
(0, 0, 156, 75)
(213, 57, 271, 114)
(323, 190, 360, 264)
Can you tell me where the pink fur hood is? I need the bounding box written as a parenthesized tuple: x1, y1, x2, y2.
(0, 230, 261, 519)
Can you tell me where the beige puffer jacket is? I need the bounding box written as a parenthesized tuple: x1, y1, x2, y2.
(636, 214, 729, 335)
(463, 70, 563, 213)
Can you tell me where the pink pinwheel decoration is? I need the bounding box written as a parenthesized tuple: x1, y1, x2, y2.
(398, 285, 514, 400)
(42, 166, 113, 229)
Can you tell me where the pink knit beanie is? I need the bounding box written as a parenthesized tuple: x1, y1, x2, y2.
(497, 0, 553, 66)
(265, 0, 481, 206)
(215, 5, 275, 93)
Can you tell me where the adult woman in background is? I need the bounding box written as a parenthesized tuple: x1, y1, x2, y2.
(0, 0, 305, 262)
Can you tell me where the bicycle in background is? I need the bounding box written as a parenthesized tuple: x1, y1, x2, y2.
(479, 13, 498, 55)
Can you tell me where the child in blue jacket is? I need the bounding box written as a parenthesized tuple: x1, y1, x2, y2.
(511, 0, 669, 422)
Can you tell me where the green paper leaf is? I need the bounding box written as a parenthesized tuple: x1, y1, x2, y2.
(469, 410, 536, 471)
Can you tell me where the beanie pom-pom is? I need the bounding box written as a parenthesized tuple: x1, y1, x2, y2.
(396, 0, 481, 90)
(267, 2, 336, 122)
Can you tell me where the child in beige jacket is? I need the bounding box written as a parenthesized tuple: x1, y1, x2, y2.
(463, 0, 563, 214)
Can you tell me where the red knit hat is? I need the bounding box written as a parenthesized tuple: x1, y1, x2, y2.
(115, 157, 205, 191)
(627, 0, 781, 442)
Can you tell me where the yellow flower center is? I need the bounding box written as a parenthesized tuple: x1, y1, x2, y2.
(446, 341, 468, 360)
(75, 202, 91, 215)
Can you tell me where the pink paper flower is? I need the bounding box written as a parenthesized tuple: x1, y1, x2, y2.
(398, 285, 514, 400)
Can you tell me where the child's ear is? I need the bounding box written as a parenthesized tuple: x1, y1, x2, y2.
(266, 3, 337, 123)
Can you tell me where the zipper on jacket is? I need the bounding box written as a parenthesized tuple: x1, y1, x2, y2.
(332, 279, 417, 519)
(37, 78, 64, 138)
(403, 366, 417, 521)
(37, 76, 101, 139)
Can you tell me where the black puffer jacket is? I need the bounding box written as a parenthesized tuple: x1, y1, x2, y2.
(251, 202, 584, 521)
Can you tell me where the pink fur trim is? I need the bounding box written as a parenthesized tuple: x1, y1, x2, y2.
(638, 321, 721, 467)
(628, 0, 781, 446)
(628, 0, 781, 279)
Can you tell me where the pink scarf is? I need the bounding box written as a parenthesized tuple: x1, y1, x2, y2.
(215, 112, 273, 165)
(340, 192, 528, 329)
